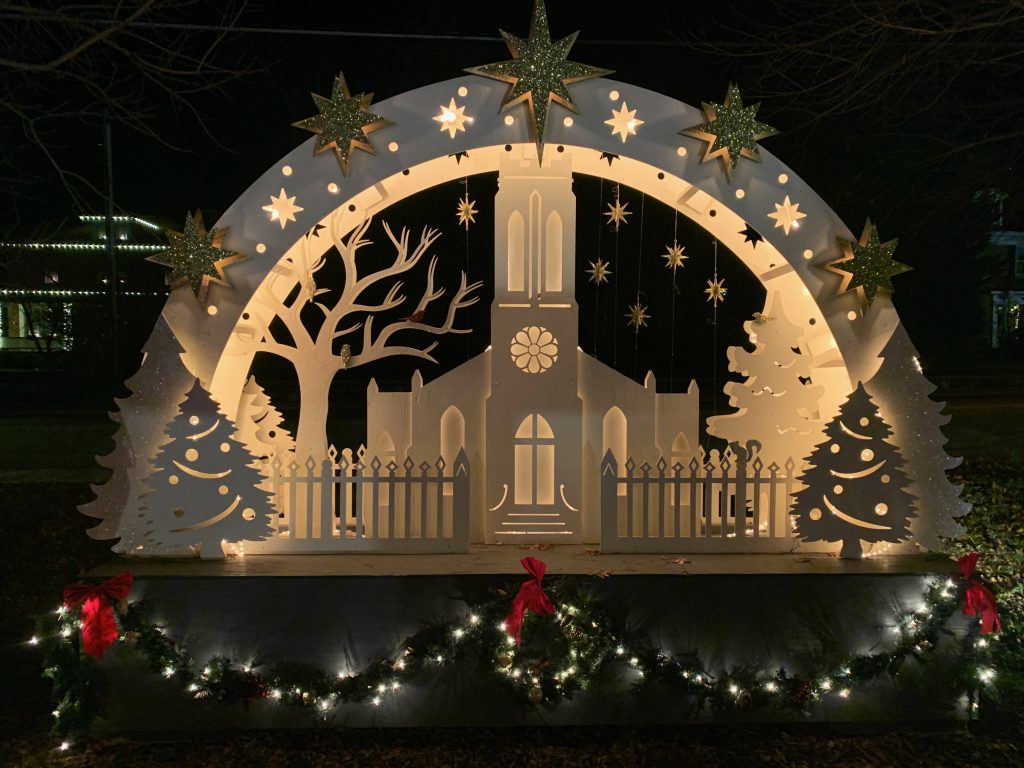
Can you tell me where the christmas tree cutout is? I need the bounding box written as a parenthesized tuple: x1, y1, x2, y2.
(707, 291, 825, 468)
(144, 379, 276, 559)
(793, 382, 916, 558)
(234, 375, 295, 460)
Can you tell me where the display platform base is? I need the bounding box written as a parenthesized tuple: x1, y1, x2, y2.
(87, 549, 969, 732)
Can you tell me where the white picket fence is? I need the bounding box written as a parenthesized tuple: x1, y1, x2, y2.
(253, 445, 470, 553)
(600, 442, 801, 553)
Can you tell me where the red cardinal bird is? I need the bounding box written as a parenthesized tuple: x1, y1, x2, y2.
(402, 309, 426, 323)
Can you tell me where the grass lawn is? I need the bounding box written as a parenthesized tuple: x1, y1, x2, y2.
(1, 398, 1022, 766)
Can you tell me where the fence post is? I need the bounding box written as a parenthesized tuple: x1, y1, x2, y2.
(453, 448, 470, 549)
(600, 450, 618, 549)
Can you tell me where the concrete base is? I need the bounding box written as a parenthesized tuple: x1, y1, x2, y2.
(90, 554, 971, 732)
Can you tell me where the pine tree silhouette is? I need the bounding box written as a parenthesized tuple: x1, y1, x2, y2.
(793, 382, 916, 558)
(144, 379, 276, 559)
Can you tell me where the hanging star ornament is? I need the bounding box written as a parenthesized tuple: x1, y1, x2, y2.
(626, 301, 650, 330)
(263, 188, 303, 229)
(681, 82, 778, 183)
(456, 193, 478, 229)
(663, 241, 688, 270)
(293, 71, 394, 176)
(705, 277, 727, 306)
(434, 98, 472, 138)
(587, 257, 611, 284)
(605, 101, 644, 143)
(605, 198, 631, 230)
(147, 211, 245, 306)
(824, 219, 911, 310)
(767, 195, 807, 235)
(465, 0, 612, 162)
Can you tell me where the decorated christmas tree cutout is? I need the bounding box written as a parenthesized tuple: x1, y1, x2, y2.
(707, 291, 825, 468)
(793, 382, 916, 558)
(143, 379, 276, 559)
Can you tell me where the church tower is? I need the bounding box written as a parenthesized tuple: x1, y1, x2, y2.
(485, 152, 582, 542)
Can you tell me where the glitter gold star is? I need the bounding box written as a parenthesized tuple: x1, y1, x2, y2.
(434, 98, 472, 138)
(293, 71, 394, 176)
(605, 198, 631, 230)
(681, 83, 777, 182)
(465, 0, 612, 162)
(626, 302, 650, 330)
(767, 195, 807, 235)
(587, 257, 611, 284)
(605, 101, 644, 143)
(705, 277, 727, 306)
(456, 193, 478, 229)
(824, 219, 911, 310)
(146, 211, 245, 306)
(663, 241, 688, 270)
(262, 188, 303, 229)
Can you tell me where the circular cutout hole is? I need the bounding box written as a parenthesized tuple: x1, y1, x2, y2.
(830, 444, 840, 454)
(327, 182, 339, 194)
(282, 165, 292, 176)
(563, 116, 573, 127)
(809, 508, 822, 521)
(874, 503, 888, 516)
(504, 144, 512, 152)
(557, 145, 564, 153)
(778, 173, 789, 184)
(657, 172, 665, 180)
(676, 146, 687, 157)
(504, 115, 515, 126)
(859, 417, 870, 427)
(735, 189, 745, 199)
(457, 86, 468, 97)
(189, 416, 200, 426)
(173, 508, 185, 517)
(242, 508, 256, 521)
(803, 249, 813, 260)
(833, 484, 844, 495)
(185, 448, 199, 462)
(242, 312, 250, 320)
(402, 169, 410, 175)
(168, 475, 179, 486)
(348, 204, 357, 212)
(388, 141, 398, 152)
(709, 209, 717, 217)
(609, 90, 620, 101)
(847, 310, 858, 321)
(808, 318, 816, 325)
(207, 305, 218, 316)
(218, 484, 229, 496)
(256, 243, 266, 254)
(220, 442, 230, 453)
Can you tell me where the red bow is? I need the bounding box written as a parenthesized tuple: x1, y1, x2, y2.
(63, 571, 134, 658)
(504, 557, 555, 646)
(958, 553, 1001, 635)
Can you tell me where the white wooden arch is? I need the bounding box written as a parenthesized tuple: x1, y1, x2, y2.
(158, 76, 899, 419)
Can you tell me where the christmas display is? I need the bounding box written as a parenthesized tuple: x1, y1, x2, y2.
(81, 0, 966, 560)
(34, 556, 1000, 745)
(793, 383, 916, 558)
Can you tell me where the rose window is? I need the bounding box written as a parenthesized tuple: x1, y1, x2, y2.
(510, 326, 558, 374)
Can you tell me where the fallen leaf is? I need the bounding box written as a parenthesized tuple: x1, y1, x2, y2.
(589, 569, 612, 579)
(520, 543, 551, 551)
(585, 548, 601, 557)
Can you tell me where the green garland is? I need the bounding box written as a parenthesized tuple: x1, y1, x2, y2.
(32, 572, 996, 748)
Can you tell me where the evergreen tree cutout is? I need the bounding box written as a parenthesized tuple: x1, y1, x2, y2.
(235, 375, 295, 460)
(793, 382, 916, 558)
(707, 291, 826, 467)
(144, 379, 276, 559)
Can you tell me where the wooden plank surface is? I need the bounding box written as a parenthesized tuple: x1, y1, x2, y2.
(88, 546, 956, 578)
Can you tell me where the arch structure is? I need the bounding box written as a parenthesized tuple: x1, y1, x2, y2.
(89, 73, 967, 556)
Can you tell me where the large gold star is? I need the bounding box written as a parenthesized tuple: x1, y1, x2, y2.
(767, 195, 807, 235)
(293, 71, 394, 176)
(456, 193, 478, 229)
(605, 198, 631, 230)
(663, 241, 688, 270)
(147, 211, 245, 306)
(605, 101, 644, 143)
(626, 302, 650, 330)
(705, 277, 727, 306)
(681, 83, 778, 182)
(824, 219, 911, 310)
(465, 0, 612, 162)
(434, 98, 472, 138)
(587, 257, 611, 284)
(262, 188, 303, 229)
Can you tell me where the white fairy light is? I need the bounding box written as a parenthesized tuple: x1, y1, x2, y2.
(839, 688, 850, 698)
(163, 666, 175, 677)
(728, 683, 739, 695)
(453, 628, 465, 639)
(371, 696, 382, 706)
(978, 667, 995, 683)
(59, 741, 70, 751)
(28, 636, 39, 645)
(469, 614, 480, 625)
